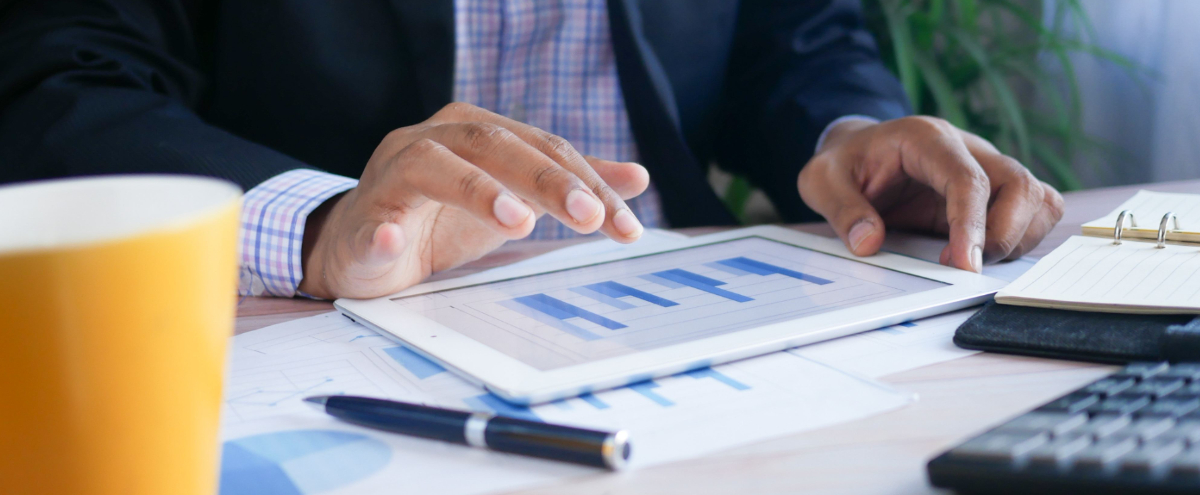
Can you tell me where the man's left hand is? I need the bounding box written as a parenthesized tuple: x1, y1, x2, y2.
(798, 116, 1065, 273)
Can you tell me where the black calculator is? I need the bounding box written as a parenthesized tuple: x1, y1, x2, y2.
(928, 362, 1200, 494)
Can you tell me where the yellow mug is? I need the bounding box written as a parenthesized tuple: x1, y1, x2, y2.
(0, 176, 241, 495)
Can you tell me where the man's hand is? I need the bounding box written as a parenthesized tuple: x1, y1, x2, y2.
(299, 103, 649, 299)
(798, 116, 1065, 273)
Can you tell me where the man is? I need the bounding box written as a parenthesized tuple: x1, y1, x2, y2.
(0, 0, 1062, 300)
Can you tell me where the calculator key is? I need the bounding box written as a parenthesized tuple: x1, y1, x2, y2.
(1087, 395, 1152, 416)
(1121, 416, 1176, 441)
(1027, 433, 1093, 467)
(1159, 363, 1200, 381)
(1121, 439, 1187, 472)
(1159, 419, 1200, 445)
(1125, 377, 1185, 398)
(1139, 396, 1200, 418)
(1181, 382, 1200, 395)
(1076, 414, 1133, 439)
(1115, 362, 1170, 380)
(1037, 393, 1100, 414)
(1169, 448, 1200, 476)
(994, 412, 1087, 436)
(950, 432, 1049, 462)
(1084, 378, 1136, 397)
(1073, 436, 1140, 469)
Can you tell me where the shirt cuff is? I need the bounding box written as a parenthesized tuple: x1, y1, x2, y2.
(814, 115, 881, 153)
(239, 169, 358, 297)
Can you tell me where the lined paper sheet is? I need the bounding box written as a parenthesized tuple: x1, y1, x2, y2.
(996, 235, 1200, 314)
(1082, 190, 1200, 243)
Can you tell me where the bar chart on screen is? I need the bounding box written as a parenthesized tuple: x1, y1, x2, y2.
(391, 236, 946, 370)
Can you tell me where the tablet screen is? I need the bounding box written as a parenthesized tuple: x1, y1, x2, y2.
(391, 236, 946, 370)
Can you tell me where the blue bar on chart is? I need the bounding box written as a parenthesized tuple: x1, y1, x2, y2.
(513, 294, 627, 330)
(463, 394, 542, 422)
(568, 286, 636, 310)
(584, 281, 678, 307)
(685, 367, 751, 391)
(497, 299, 601, 341)
(383, 346, 446, 379)
(578, 392, 610, 410)
(704, 261, 754, 277)
(649, 269, 754, 303)
(639, 273, 685, 289)
(628, 381, 675, 407)
(715, 257, 834, 285)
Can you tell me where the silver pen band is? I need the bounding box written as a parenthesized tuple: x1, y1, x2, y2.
(601, 430, 631, 470)
(464, 412, 493, 448)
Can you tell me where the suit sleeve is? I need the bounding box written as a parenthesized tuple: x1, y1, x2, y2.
(0, 0, 312, 189)
(715, 0, 911, 222)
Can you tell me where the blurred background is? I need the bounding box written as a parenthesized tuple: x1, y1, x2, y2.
(718, 0, 1197, 224)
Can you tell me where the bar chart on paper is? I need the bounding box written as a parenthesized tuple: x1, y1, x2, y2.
(391, 237, 945, 370)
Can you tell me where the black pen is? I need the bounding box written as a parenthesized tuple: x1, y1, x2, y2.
(304, 395, 631, 470)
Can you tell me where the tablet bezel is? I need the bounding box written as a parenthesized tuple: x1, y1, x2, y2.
(336, 225, 1005, 404)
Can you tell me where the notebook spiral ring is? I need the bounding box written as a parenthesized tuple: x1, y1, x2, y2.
(1157, 212, 1181, 249)
(1113, 210, 1136, 245)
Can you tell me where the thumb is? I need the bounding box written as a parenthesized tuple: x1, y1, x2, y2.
(350, 220, 408, 268)
(799, 166, 886, 257)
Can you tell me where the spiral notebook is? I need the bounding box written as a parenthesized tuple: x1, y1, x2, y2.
(996, 190, 1200, 314)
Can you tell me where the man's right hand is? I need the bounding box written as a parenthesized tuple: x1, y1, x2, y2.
(298, 103, 649, 300)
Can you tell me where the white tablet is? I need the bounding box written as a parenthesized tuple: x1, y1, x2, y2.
(335, 225, 1005, 405)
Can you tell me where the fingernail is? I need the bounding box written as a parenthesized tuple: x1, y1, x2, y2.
(493, 192, 532, 228)
(613, 208, 643, 238)
(565, 189, 603, 224)
(971, 245, 984, 273)
(848, 220, 875, 252)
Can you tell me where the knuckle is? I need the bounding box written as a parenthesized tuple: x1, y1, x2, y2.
(991, 235, 1019, 257)
(1044, 183, 1066, 221)
(461, 122, 509, 151)
(530, 165, 570, 191)
(439, 101, 476, 117)
(403, 137, 442, 156)
(538, 132, 580, 161)
(904, 115, 955, 136)
(455, 170, 492, 199)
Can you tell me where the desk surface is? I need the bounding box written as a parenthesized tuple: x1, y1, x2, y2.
(235, 179, 1200, 494)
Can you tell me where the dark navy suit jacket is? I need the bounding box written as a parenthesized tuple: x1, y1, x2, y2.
(0, 0, 908, 227)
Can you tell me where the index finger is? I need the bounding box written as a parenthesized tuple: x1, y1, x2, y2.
(959, 131, 1044, 262)
(892, 119, 989, 272)
(432, 103, 642, 241)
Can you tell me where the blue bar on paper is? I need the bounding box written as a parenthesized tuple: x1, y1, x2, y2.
(716, 257, 834, 285)
(383, 346, 446, 379)
(568, 286, 636, 310)
(705, 261, 753, 277)
(464, 394, 542, 422)
(628, 381, 674, 407)
(639, 273, 684, 289)
(685, 367, 751, 391)
(512, 294, 627, 330)
(578, 392, 610, 410)
(898, 321, 917, 327)
(651, 269, 753, 303)
(498, 299, 601, 341)
(661, 269, 727, 286)
(585, 281, 678, 307)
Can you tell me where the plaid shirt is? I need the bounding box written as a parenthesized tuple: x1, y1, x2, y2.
(237, 0, 871, 297)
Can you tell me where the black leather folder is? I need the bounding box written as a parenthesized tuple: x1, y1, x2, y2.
(954, 301, 1200, 364)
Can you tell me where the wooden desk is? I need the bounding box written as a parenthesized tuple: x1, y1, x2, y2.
(234, 179, 1200, 494)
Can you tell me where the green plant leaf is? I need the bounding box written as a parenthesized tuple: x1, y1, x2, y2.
(880, 0, 923, 110)
(950, 28, 1032, 163)
(914, 52, 968, 127)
